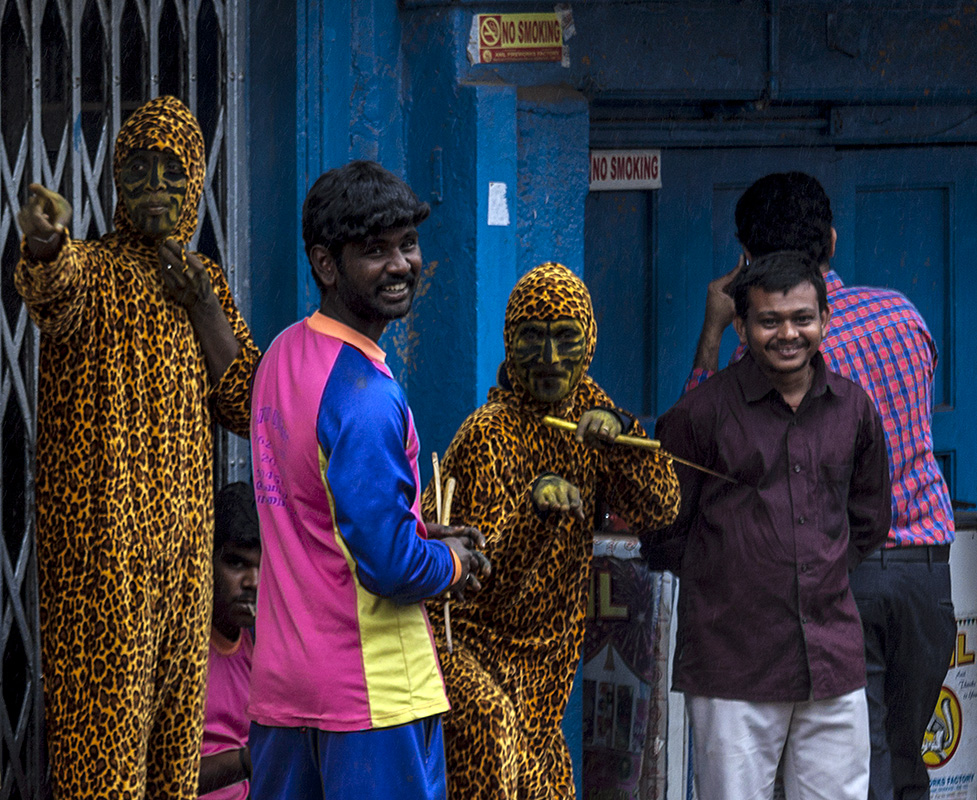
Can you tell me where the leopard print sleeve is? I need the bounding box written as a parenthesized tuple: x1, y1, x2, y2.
(601, 418, 681, 531)
(579, 377, 681, 532)
(15, 234, 92, 342)
(198, 252, 260, 438)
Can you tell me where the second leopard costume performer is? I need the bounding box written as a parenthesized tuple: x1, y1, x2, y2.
(423, 262, 680, 799)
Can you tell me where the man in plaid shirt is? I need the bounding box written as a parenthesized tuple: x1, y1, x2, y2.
(685, 172, 955, 800)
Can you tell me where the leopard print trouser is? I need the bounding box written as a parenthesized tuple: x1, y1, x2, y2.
(41, 539, 211, 800)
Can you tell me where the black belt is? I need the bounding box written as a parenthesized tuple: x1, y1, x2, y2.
(865, 544, 950, 564)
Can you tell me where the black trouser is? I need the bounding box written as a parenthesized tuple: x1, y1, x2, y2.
(849, 546, 956, 800)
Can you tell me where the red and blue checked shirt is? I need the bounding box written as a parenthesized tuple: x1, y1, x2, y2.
(685, 269, 954, 547)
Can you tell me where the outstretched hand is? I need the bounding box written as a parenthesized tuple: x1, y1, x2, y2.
(574, 408, 623, 446)
(426, 522, 483, 548)
(158, 239, 216, 312)
(18, 184, 71, 261)
(532, 474, 585, 522)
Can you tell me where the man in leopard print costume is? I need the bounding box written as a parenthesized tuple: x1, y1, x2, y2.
(423, 262, 681, 798)
(15, 96, 259, 799)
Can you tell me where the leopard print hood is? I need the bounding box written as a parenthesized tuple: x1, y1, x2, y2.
(502, 262, 597, 405)
(112, 95, 205, 244)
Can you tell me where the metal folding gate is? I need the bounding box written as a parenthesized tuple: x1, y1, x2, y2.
(0, 1, 247, 796)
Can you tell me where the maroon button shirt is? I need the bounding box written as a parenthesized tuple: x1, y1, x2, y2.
(654, 352, 891, 702)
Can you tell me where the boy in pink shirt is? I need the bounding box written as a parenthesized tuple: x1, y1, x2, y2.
(199, 482, 261, 799)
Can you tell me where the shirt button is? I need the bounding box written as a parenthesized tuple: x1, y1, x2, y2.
(793, 464, 802, 473)
(798, 516, 806, 524)
(801, 617, 809, 624)
(799, 563, 809, 573)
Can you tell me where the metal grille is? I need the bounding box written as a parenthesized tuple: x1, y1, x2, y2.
(0, 1, 246, 796)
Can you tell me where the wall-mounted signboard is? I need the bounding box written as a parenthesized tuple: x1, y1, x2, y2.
(469, 13, 564, 64)
(589, 150, 662, 191)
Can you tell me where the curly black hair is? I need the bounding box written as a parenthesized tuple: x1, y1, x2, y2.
(302, 160, 430, 293)
(729, 250, 828, 319)
(735, 172, 833, 267)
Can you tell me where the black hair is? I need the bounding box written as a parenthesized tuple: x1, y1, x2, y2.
(735, 172, 834, 267)
(214, 482, 261, 553)
(302, 160, 431, 293)
(729, 250, 828, 319)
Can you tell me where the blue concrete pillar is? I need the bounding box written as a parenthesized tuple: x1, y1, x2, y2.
(471, 84, 520, 406)
(515, 86, 590, 278)
(407, 77, 590, 800)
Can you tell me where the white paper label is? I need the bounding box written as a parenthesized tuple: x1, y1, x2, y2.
(488, 182, 510, 226)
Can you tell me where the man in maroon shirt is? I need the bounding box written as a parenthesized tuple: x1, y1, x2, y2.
(685, 172, 955, 800)
(652, 251, 890, 800)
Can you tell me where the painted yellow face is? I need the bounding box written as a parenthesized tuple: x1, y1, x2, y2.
(119, 148, 188, 239)
(509, 317, 587, 403)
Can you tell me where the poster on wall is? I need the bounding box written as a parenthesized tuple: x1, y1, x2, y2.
(926, 617, 976, 800)
(583, 534, 672, 800)
(467, 11, 571, 65)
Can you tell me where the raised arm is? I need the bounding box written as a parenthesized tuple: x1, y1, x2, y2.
(159, 243, 260, 437)
(158, 239, 242, 383)
(577, 383, 681, 533)
(14, 185, 91, 341)
(684, 257, 744, 393)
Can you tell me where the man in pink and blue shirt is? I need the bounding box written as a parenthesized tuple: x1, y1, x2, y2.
(247, 161, 487, 800)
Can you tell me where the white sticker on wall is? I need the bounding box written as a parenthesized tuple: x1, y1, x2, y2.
(488, 182, 510, 226)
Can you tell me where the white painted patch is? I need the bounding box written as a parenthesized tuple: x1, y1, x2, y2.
(488, 182, 510, 226)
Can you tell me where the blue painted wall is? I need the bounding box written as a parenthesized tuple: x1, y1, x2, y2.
(295, 0, 406, 315)
(516, 86, 589, 277)
(252, 2, 977, 436)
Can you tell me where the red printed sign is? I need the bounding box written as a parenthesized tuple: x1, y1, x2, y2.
(589, 150, 662, 191)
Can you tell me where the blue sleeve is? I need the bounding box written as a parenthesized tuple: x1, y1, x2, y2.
(317, 345, 457, 604)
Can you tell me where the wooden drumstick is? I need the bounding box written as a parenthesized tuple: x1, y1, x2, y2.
(542, 414, 662, 450)
(441, 477, 456, 526)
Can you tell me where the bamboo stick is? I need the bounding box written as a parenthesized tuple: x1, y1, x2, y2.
(542, 414, 737, 484)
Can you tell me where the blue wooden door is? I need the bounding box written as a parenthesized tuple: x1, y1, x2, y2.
(586, 146, 977, 508)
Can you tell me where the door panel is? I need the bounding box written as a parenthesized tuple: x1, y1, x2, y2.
(585, 190, 653, 417)
(587, 146, 977, 506)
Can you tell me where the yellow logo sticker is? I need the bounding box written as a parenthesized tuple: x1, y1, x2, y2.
(922, 686, 962, 768)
